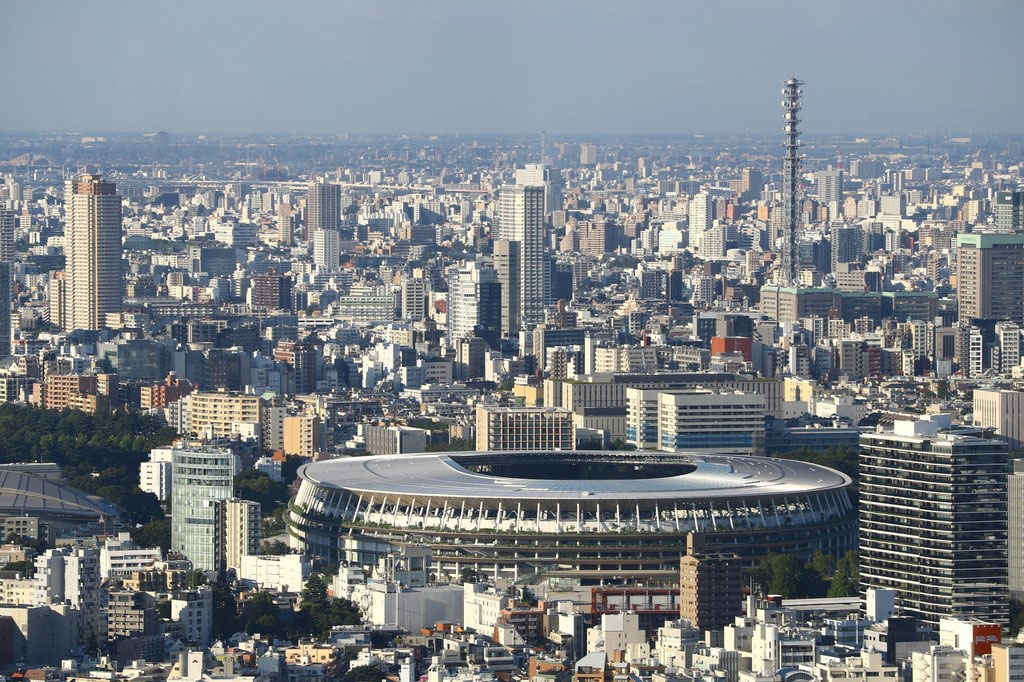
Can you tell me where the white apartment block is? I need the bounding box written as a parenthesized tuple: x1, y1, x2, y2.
(475, 405, 574, 452)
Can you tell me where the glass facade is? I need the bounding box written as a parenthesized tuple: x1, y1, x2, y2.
(170, 448, 238, 573)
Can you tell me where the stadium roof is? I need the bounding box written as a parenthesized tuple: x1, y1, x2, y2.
(0, 470, 123, 522)
(300, 451, 851, 501)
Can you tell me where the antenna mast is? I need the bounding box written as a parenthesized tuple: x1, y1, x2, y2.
(780, 77, 804, 285)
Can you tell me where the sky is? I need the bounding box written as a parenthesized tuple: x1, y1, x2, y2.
(2, 0, 1023, 136)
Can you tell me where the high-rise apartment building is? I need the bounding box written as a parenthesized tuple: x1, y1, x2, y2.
(688, 192, 711, 243)
(956, 233, 1024, 324)
(223, 499, 261, 577)
(312, 227, 341, 270)
(277, 203, 293, 245)
(831, 225, 864, 273)
(1010, 460, 1024, 600)
(184, 391, 262, 439)
(274, 340, 319, 395)
(34, 547, 103, 647)
(0, 262, 10, 358)
(741, 168, 764, 200)
(170, 446, 239, 573)
(679, 534, 743, 633)
(515, 163, 563, 216)
(401, 275, 428, 320)
(447, 260, 501, 344)
(364, 424, 429, 455)
(64, 174, 123, 331)
(475, 405, 574, 452)
(250, 272, 292, 310)
(579, 143, 597, 165)
(283, 415, 322, 456)
(305, 180, 341, 240)
(0, 210, 15, 262)
(859, 416, 1009, 625)
(494, 240, 521, 336)
(496, 185, 547, 332)
(995, 190, 1023, 234)
(817, 168, 844, 204)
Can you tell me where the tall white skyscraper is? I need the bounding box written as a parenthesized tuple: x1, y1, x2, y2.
(64, 174, 123, 331)
(496, 184, 548, 332)
(312, 228, 341, 271)
(687, 191, 711, 247)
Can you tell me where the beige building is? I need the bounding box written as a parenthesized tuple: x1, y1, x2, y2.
(283, 415, 322, 456)
(223, 499, 260, 576)
(364, 424, 428, 455)
(49, 271, 67, 330)
(679, 534, 743, 634)
(973, 389, 1024, 448)
(816, 651, 899, 682)
(475, 405, 574, 451)
(64, 174, 123, 331)
(957, 234, 1024, 324)
(992, 643, 1024, 682)
(184, 391, 262, 439)
(0, 604, 79, 666)
(593, 346, 658, 373)
(759, 285, 842, 322)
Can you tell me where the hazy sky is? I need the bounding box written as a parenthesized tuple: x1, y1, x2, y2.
(3, 0, 1023, 135)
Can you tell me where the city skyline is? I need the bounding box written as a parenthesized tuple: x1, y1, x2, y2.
(3, 0, 1023, 135)
(0, 0, 1022, 672)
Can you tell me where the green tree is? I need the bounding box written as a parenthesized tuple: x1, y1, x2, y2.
(827, 551, 859, 598)
(0, 404, 175, 524)
(260, 540, 290, 555)
(747, 553, 826, 599)
(344, 666, 385, 682)
(211, 583, 240, 640)
(234, 470, 289, 513)
(281, 456, 306, 485)
(298, 574, 362, 639)
(239, 591, 285, 637)
(809, 550, 835, 579)
(828, 561, 856, 598)
(1011, 600, 1024, 638)
(131, 519, 171, 552)
(2, 560, 34, 576)
(777, 445, 859, 481)
(184, 570, 207, 589)
(96, 486, 164, 525)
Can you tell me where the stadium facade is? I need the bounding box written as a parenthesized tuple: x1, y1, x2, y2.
(287, 451, 855, 585)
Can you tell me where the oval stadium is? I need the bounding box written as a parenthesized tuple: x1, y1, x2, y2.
(286, 451, 855, 585)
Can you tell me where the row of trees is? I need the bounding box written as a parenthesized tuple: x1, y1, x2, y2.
(0, 404, 175, 524)
(746, 550, 859, 599)
(210, 574, 361, 641)
(775, 445, 859, 481)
